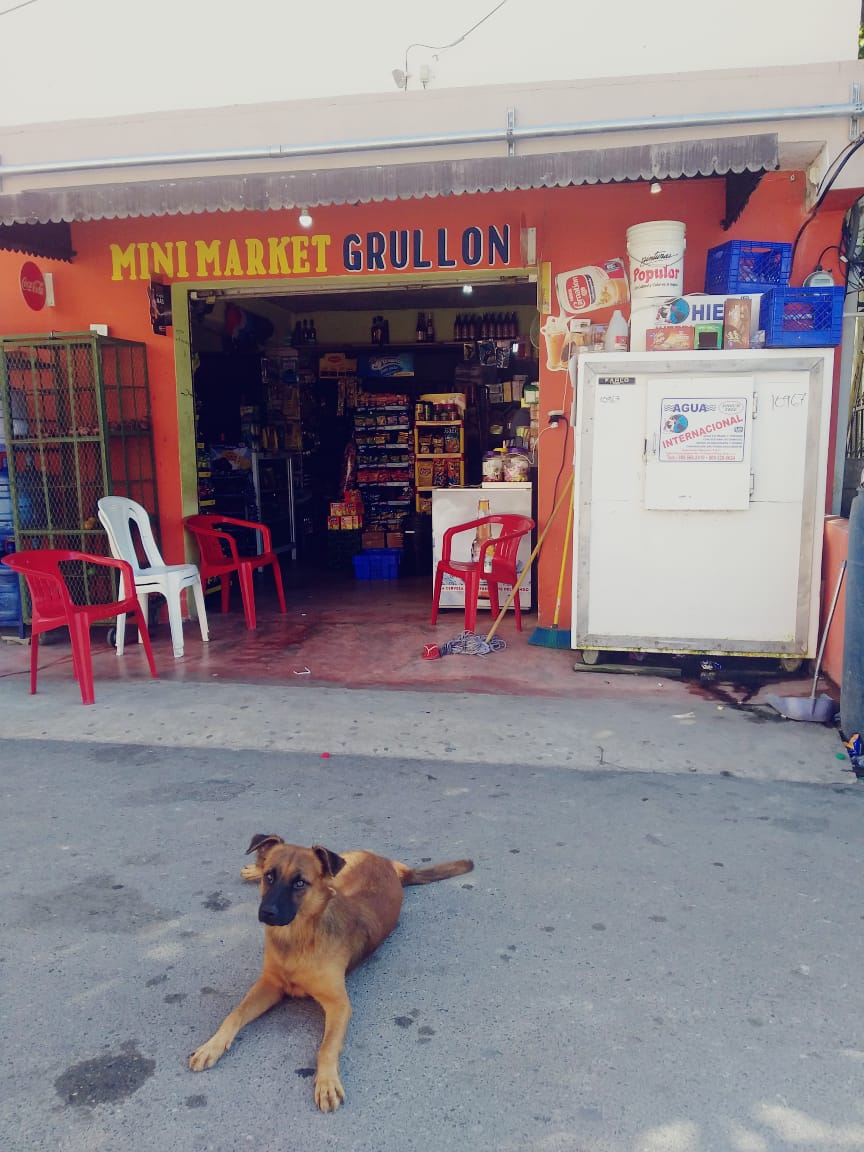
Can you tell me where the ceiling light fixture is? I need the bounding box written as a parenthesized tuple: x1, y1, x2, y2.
(462, 283, 474, 295)
(298, 207, 313, 228)
(650, 181, 662, 195)
(391, 68, 408, 90)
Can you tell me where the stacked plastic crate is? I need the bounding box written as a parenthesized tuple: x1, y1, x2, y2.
(704, 240, 844, 347)
(0, 451, 23, 633)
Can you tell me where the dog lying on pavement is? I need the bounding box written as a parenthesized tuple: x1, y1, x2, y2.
(189, 834, 473, 1111)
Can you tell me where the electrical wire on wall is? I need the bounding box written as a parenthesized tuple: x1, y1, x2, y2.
(396, 1, 509, 89)
(533, 358, 573, 516)
(791, 131, 864, 282)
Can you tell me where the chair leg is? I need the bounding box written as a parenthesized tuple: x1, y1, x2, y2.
(29, 629, 39, 695)
(191, 577, 209, 643)
(165, 590, 185, 659)
(431, 565, 444, 625)
(115, 610, 127, 656)
(512, 582, 523, 631)
(238, 563, 257, 630)
(271, 558, 287, 615)
(133, 608, 158, 679)
(464, 572, 480, 635)
(136, 591, 149, 646)
(487, 580, 501, 626)
(69, 613, 96, 705)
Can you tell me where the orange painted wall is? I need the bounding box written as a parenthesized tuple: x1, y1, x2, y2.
(0, 173, 853, 629)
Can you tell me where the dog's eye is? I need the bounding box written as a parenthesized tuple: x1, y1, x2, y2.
(264, 870, 276, 886)
(292, 877, 307, 890)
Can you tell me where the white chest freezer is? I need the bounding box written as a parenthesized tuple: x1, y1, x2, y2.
(571, 350, 834, 659)
(432, 483, 533, 611)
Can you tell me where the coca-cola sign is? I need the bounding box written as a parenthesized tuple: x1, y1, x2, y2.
(20, 261, 46, 310)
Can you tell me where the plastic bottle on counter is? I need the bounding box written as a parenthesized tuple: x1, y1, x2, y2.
(604, 310, 629, 352)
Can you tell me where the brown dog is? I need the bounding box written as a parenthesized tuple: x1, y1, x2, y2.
(189, 834, 473, 1111)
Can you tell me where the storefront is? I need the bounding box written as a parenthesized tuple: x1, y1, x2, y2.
(0, 168, 857, 632)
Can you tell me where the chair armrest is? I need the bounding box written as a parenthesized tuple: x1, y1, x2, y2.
(211, 516, 273, 554)
(441, 518, 489, 561)
(186, 523, 241, 561)
(78, 553, 137, 599)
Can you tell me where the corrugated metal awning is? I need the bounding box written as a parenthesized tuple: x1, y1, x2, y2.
(0, 134, 779, 228)
(0, 220, 75, 260)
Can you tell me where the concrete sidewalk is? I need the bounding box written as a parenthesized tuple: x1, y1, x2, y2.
(0, 674, 853, 785)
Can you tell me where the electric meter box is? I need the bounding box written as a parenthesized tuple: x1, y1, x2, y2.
(571, 349, 834, 659)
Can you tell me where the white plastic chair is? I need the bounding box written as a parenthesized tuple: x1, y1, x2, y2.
(97, 496, 209, 659)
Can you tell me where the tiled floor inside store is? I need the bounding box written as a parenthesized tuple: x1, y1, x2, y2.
(0, 560, 825, 706)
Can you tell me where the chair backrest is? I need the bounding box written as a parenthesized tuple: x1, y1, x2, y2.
(98, 496, 165, 576)
(486, 514, 535, 568)
(2, 548, 81, 618)
(184, 514, 237, 568)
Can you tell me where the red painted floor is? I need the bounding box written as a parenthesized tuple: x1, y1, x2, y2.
(0, 562, 822, 706)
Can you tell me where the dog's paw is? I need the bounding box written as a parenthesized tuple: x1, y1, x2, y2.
(189, 1038, 228, 1071)
(314, 1072, 345, 1112)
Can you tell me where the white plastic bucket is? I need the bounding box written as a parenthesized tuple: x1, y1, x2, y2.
(626, 220, 686, 302)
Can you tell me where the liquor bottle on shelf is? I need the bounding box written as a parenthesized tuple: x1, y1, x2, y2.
(426, 312, 435, 342)
(309, 317, 318, 343)
(470, 497, 493, 599)
(416, 312, 426, 342)
(371, 316, 382, 345)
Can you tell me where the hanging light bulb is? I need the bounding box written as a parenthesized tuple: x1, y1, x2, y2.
(649, 181, 662, 195)
(462, 283, 474, 295)
(298, 207, 313, 229)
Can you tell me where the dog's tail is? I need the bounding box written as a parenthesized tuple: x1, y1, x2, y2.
(396, 858, 474, 886)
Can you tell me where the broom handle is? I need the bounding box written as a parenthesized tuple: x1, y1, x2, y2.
(551, 482, 575, 629)
(484, 472, 575, 644)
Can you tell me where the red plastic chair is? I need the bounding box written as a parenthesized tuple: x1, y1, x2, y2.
(0, 549, 157, 706)
(432, 514, 535, 634)
(183, 514, 287, 631)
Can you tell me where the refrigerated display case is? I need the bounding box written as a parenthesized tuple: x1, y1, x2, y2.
(571, 349, 834, 661)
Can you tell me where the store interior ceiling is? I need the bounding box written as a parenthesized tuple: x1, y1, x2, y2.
(193, 280, 538, 315)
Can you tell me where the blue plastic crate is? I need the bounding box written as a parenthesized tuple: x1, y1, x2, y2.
(352, 548, 401, 580)
(759, 286, 844, 348)
(704, 240, 793, 295)
(0, 537, 21, 628)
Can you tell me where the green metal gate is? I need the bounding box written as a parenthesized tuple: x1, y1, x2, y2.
(0, 332, 158, 617)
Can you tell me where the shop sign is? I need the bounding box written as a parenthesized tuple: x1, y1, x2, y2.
(109, 225, 513, 282)
(659, 397, 747, 463)
(20, 261, 46, 310)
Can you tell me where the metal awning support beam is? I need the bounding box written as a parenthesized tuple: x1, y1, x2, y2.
(0, 99, 858, 182)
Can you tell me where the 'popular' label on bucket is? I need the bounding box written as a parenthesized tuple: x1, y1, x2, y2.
(626, 221, 686, 301)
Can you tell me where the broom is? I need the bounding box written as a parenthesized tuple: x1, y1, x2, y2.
(424, 474, 574, 658)
(528, 478, 574, 649)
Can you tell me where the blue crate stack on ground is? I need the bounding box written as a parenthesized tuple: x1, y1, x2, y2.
(352, 548, 402, 580)
(0, 466, 23, 634)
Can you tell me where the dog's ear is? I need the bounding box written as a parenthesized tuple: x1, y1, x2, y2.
(245, 833, 284, 858)
(312, 845, 346, 877)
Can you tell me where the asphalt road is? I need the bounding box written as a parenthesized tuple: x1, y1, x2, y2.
(1, 681, 863, 1152)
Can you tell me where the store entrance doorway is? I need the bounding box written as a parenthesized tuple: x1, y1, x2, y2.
(185, 275, 539, 603)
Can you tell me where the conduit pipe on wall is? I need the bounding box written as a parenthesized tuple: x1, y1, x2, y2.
(0, 99, 862, 180)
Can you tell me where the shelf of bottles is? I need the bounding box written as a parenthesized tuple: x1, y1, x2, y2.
(413, 397, 465, 515)
(353, 393, 413, 530)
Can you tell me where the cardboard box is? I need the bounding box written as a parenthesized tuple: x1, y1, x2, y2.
(646, 326, 695, 352)
(723, 298, 752, 350)
(630, 294, 762, 352)
(362, 530, 386, 549)
(694, 322, 724, 350)
(386, 532, 404, 549)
